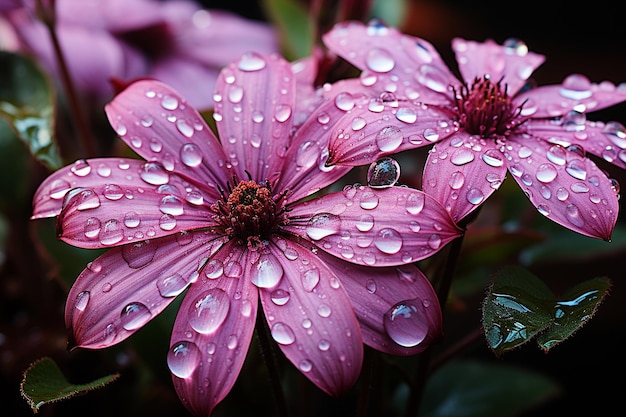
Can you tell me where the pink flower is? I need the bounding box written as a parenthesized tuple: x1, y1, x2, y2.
(322, 20, 626, 240)
(4, 0, 279, 109)
(31, 52, 462, 415)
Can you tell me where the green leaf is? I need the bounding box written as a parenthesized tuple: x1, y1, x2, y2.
(418, 360, 561, 417)
(262, 0, 315, 60)
(20, 357, 119, 413)
(482, 266, 555, 356)
(0, 51, 62, 170)
(536, 277, 611, 351)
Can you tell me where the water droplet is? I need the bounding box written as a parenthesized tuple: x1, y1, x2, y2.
(205, 259, 224, 279)
(167, 341, 201, 378)
(536, 163, 558, 183)
(374, 228, 403, 254)
(317, 304, 332, 317)
(355, 214, 375, 232)
(366, 47, 395, 73)
(120, 302, 152, 330)
(565, 159, 587, 180)
(84, 217, 101, 238)
(66, 188, 100, 211)
(274, 104, 292, 122)
(559, 74, 592, 100)
(367, 157, 400, 188)
(406, 192, 425, 215)
(157, 273, 189, 297)
(100, 219, 124, 245)
(237, 52, 267, 71)
(296, 141, 319, 168)
(161, 95, 179, 110)
(250, 252, 284, 288)
(450, 148, 475, 165)
(270, 289, 290, 306)
(306, 213, 341, 240)
(334, 92, 356, 111)
(124, 211, 141, 228)
(375, 126, 404, 152)
(271, 322, 296, 345)
(301, 267, 320, 292)
(318, 339, 331, 351)
(384, 299, 428, 347)
(140, 162, 169, 185)
(159, 195, 184, 216)
(298, 359, 313, 372)
(359, 191, 379, 209)
(176, 119, 194, 138)
(188, 288, 230, 334)
(366, 279, 377, 293)
(180, 143, 203, 167)
(75, 291, 90, 311)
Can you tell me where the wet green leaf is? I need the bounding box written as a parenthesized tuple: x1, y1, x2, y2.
(483, 266, 555, 356)
(0, 51, 62, 170)
(20, 357, 119, 413)
(418, 360, 561, 417)
(536, 277, 611, 352)
(263, 0, 315, 60)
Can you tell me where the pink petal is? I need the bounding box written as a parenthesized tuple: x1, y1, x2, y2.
(57, 0, 164, 31)
(322, 20, 455, 104)
(259, 239, 363, 396)
(66, 230, 223, 349)
(326, 99, 455, 166)
(317, 252, 442, 356)
(514, 75, 626, 119)
(284, 185, 463, 266)
(213, 52, 295, 182)
(504, 135, 619, 240)
(169, 240, 258, 417)
(526, 119, 626, 171)
(422, 132, 508, 223)
(274, 98, 353, 203)
(32, 158, 147, 220)
(56, 168, 218, 249)
(105, 79, 233, 193)
(451, 37, 545, 96)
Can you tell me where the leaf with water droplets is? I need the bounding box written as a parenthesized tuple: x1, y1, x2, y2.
(258, 239, 363, 396)
(0, 51, 62, 170)
(20, 357, 119, 413)
(483, 266, 555, 356)
(169, 240, 258, 417)
(536, 277, 611, 352)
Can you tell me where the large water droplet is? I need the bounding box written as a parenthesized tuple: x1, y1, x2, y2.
(120, 302, 152, 330)
(367, 157, 400, 188)
(238, 52, 267, 71)
(271, 322, 296, 345)
(375, 126, 404, 152)
(122, 240, 156, 268)
(306, 213, 342, 240)
(374, 228, 403, 254)
(157, 273, 189, 297)
(366, 47, 395, 73)
(167, 341, 201, 378)
(301, 267, 320, 292)
(384, 299, 428, 347)
(188, 288, 230, 334)
(180, 143, 203, 167)
(250, 252, 284, 288)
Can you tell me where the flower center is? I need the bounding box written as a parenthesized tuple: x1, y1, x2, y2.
(212, 180, 285, 248)
(453, 76, 525, 137)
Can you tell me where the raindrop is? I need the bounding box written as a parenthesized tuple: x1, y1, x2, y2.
(565, 159, 587, 180)
(334, 93, 356, 111)
(167, 341, 201, 378)
(559, 74, 592, 100)
(228, 85, 243, 103)
(536, 163, 558, 183)
(237, 52, 267, 71)
(299, 359, 313, 372)
(406, 192, 425, 215)
(84, 217, 101, 238)
(100, 220, 124, 245)
(301, 267, 320, 292)
(270, 289, 290, 306)
(180, 143, 203, 167)
(160, 195, 184, 216)
(140, 162, 169, 185)
(123, 211, 141, 228)
(271, 322, 296, 345)
(366, 47, 395, 73)
(355, 214, 375, 232)
(120, 302, 152, 330)
(103, 184, 124, 200)
(75, 291, 90, 311)
(366, 279, 377, 293)
(176, 119, 194, 138)
(359, 191, 379, 209)
(367, 157, 400, 188)
(157, 273, 188, 297)
(161, 95, 179, 110)
(450, 148, 475, 165)
(250, 252, 284, 288)
(374, 228, 403, 254)
(306, 213, 341, 240)
(188, 288, 230, 334)
(274, 104, 292, 122)
(205, 259, 224, 279)
(384, 299, 428, 347)
(48, 179, 72, 200)
(375, 126, 404, 152)
(317, 304, 332, 317)
(296, 141, 319, 169)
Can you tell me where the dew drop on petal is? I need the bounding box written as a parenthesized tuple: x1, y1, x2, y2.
(306, 213, 341, 240)
(375, 126, 404, 152)
(367, 157, 400, 188)
(100, 220, 124, 245)
(271, 322, 296, 345)
(270, 289, 290, 306)
(250, 252, 284, 288)
(374, 228, 403, 254)
(167, 341, 201, 378)
(536, 163, 558, 183)
(383, 299, 428, 347)
(120, 302, 152, 330)
(237, 52, 267, 71)
(75, 291, 90, 312)
(406, 192, 425, 215)
(122, 240, 156, 268)
(359, 191, 379, 209)
(140, 162, 170, 185)
(366, 47, 395, 73)
(188, 288, 230, 334)
(301, 267, 320, 292)
(180, 143, 203, 167)
(157, 273, 189, 297)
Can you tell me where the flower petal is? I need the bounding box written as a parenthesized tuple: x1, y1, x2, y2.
(105, 79, 233, 195)
(259, 239, 363, 396)
(452, 37, 545, 96)
(322, 20, 455, 105)
(169, 240, 258, 417)
(274, 98, 353, 202)
(284, 185, 462, 266)
(326, 99, 455, 166)
(514, 75, 626, 119)
(214, 52, 295, 182)
(65, 230, 224, 349)
(504, 135, 619, 240)
(317, 252, 442, 356)
(55, 164, 216, 249)
(422, 132, 508, 223)
(526, 118, 626, 171)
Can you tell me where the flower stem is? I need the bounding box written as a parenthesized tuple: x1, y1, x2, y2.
(256, 307, 289, 417)
(36, 0, 98, 158)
